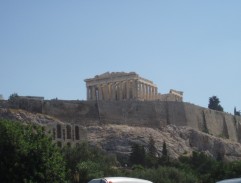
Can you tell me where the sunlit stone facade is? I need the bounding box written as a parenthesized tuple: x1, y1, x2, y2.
(85, 72, 159, 101)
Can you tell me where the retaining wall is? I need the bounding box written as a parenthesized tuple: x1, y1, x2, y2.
(3, 99, 241, 143)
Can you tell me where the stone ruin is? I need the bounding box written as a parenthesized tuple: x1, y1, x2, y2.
(85, 72, 183, 102)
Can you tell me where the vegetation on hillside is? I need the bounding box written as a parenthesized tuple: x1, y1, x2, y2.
(1, 119, 241, 183)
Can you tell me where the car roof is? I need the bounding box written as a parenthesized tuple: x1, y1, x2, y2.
(216, 178, 241, 183)
(104, 177, 152, 183)
(89, 177, 153, 183)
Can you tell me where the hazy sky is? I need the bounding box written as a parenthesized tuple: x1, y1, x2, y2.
(1, 1, 240, 113)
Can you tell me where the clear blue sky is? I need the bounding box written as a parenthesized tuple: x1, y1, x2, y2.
(1, 1, 240, 113)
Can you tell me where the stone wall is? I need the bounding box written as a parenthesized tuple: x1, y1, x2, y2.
(184, 103, 241, 142)
(45, 123, 87, 148)
(0, 100, 9, 108)
(97, 100, 167, 127)
(95, 101, 241, 143)
(42, 100, 100, 125)
(3, 98, 241, 143)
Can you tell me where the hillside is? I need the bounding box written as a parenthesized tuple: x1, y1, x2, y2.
(1, 107, 241, 161)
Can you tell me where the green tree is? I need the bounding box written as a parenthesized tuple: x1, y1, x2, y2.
(62, 143, 118, 183)
(234, 107, 240, 116)
(159, 141, 169, 165)
(162, 141, 167, 157)
(0, 119, 67, 183)
(146, 136, 158, 168)
(208, 96, 224, 112)
(129, 143, 146, 166)
(130, 166, 198, 183)
(147, 135, 157, 158)
(8, 93, 19, 108)
(77, 160, 104, 183)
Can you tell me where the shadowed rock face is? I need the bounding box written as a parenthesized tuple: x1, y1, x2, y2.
(1, 105, 241, 161)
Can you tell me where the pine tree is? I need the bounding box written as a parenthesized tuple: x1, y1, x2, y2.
(147, 135, 157, 158)
(129, 143, 146, 166)
(162, 141, 168, 157)
(208, 96, 223, 112)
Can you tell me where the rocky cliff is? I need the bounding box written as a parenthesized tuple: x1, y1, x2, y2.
(1, 108, 241, 161)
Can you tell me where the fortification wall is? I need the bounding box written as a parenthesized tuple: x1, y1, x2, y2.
(97, 101, 241, 143)
(3, 98, 241, 143)
(166, 102, 187, 126)
(183, 103, 204, 130)
(42, 100, 100, 125)
(97, 101, 168, 127)
(0, 100, 9, 108)
(183, 103, 241, 142)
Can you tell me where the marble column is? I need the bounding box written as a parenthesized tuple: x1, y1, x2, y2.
(111, 83, 114, 100)
(113, 83, 117, 100)
(154, 87, 158, 100)
(133, 80, 138, 99)
(102, 85, 105, 100)
(149, 86, 152, 100)
(105, 84, 109, 100)
(87, 86, 89, 100)
(137, 81, 141, 99)
(120, 82, 124, 100)
(117, 82, 121, 100)
(98, 85, 102, 100)
(144, 84, 147, 100)
(147, 85, 150, 100)
(89, 86, 92, 100)
(92, 86, 96, 100)
(141, 82, 145, 99)
(126, 81, 129, 99)
(129, 80, 133, 99)
(108, 83, 111, 100)
(151, 86, 155, 100)
(123, 81, 127, 99)
(114, 83, 118, 100)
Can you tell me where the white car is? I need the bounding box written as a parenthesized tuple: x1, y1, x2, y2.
(88, 177, 153, 183)
(216, 178, 241, 183)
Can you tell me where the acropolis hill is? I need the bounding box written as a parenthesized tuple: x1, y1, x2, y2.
(1, 72, 241, 160)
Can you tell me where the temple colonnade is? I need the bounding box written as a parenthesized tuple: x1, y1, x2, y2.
(86, 79, 158, 101)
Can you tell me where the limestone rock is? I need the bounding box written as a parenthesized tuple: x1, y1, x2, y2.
(86, 124, 241, 161)
(1, 108, 241, 161)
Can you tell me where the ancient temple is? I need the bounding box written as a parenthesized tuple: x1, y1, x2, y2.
(84, 72, 183, 102)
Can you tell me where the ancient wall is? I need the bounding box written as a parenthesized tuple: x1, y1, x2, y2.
(97, 101, 192, 128)
(3, 98, 241, 143)
(42, 100, 100, 125)
(96, 101, 241, 143)
(183, 103, 241, 142)
(45, 123, 87, 148)
(97, 100, 168, 127)
(0, 100, 9, 108)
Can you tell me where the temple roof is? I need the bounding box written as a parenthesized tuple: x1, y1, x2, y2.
(84, 71, 155, 86)
(94, 72, 137, 79)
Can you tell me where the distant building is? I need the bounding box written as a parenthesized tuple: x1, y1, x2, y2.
(85, 72, 183, 102)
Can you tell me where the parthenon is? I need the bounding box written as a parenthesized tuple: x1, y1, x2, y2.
(84, 72, 183, 102)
